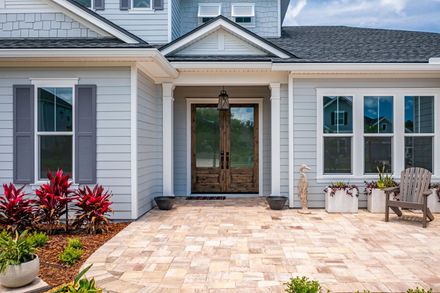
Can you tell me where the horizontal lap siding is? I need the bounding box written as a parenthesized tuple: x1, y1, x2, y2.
(292, 78, 440, 209)
(0, 67, 132, 219)
(97, 0, 169, 44)
(137, 71, 162, 217)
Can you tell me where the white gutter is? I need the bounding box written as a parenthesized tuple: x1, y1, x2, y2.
(171, 61, 273, 70)
(430, 58, 440, 64)
(272, 63, 440, 72)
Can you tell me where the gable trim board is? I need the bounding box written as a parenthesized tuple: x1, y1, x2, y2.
(49, 0, 146, 43)
(161, 16, 293, 59)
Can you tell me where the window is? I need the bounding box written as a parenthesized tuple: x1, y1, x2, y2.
(132, 0, 151, 9)
(73, 0, 92, 8)
(198, 3, 221, 24)
(404, 96, 434, 171)
(323, 96, 353, 174)
(231, 3, 255, 25)
(364, 96, 393, 173)
(37, 87, 74, 180)
(318, 89, 440, 180)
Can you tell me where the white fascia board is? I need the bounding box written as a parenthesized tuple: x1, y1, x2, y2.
(430, 58, 440, 64)
(161, 19, 290, 58)
(171, 61, 273, 70)
(50, 0, 140, 44)
(272, 63, 440, 72)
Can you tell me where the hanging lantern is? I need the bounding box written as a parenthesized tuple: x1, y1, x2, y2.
(217, 86, 230, 111)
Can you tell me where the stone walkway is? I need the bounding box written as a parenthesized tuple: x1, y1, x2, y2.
(84, 198, 440, 292)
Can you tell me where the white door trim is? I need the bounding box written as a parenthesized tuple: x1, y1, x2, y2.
(186, 98, 264, 196)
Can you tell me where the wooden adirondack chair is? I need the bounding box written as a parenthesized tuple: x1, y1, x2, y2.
(384, 167, 435, 228)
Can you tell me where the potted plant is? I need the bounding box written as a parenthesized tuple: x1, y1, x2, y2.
(266, 196, 288, 210)
(0, 231, 39, 288)
(154, 196, 175, 210)
(325, 182, 359, 213)
(365, 166, 398, 213)
(429, 184, 440, 213)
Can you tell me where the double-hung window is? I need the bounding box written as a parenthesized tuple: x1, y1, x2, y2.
(132, 0, 151, 9)
(74, 0, 93, 8)
(363, 96, 393, 173)
(231, 3, 255, 25)
(404, 96, 434, 172)
(198, 3, 221, 24)
(318, 89, 440, 180)
(322, 96, 353, 174)
(33, 80, 76, 181)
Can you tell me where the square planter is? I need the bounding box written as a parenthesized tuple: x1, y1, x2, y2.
(428, 189, 440, 213)
(325, 189, 358, 213)
(367, 188, 393, 213)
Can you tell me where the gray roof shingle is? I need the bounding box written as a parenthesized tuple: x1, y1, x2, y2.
(0, 38, 152, 48)
(270, 26, 440, 63)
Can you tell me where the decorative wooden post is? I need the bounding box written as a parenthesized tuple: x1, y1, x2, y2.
(298, 164, 311, 214)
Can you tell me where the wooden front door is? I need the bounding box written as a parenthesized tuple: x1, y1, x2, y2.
(191, 104, 259, 193)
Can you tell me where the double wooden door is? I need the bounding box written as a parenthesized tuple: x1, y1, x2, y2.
(191, 104, 259, 193)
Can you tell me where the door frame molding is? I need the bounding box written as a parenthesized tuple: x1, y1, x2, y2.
(186, 98, 264, 196)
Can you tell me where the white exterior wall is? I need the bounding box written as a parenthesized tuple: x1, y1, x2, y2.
(291, 77, 440, 208)
(137, 70, 163, 216)
(0, 67, 133, 219)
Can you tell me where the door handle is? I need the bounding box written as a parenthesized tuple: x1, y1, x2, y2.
(226, 152, 230, 169)
(220, 151, 224, 169)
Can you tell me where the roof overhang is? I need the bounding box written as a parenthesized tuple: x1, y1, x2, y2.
(0, 48, 178, 82)
(49, 0, 144, 44)
(161, 16, 292, 59)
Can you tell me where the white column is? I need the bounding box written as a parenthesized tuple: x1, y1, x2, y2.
(270, 83, 281, 196)
(163, 83, 175, 196)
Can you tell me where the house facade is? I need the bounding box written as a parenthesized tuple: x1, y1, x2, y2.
(0, 0, 439, 219)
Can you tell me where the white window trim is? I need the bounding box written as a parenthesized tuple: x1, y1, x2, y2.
(198, 3, 222, 18)
(231, 3, 255, 17)
(30, 78, 78, 184)
(316, 88, 440, 183)
(130, 0, 153, 11)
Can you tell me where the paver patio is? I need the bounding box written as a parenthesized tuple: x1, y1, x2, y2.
(84, 198, 440, 292)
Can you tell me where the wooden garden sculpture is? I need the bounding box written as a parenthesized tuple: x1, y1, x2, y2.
(298, 164, 311, 214)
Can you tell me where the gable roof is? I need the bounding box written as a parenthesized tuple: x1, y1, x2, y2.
(270, 26, 440, 63)
(49, 0, 146, 44)
(161, 16, 295, 59)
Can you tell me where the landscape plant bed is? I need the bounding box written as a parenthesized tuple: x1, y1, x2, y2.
(38, 222, 129, 287)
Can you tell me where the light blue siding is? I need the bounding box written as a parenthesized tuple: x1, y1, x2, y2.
(0, 67, 133, 219)
(95, 0, 169, 44)
(0, 13, 103, 38)
(137, 70, 163, 216)
(292, 78, 440, 209)
(171, 0, 181, 40)
(178, 0, 280, 38)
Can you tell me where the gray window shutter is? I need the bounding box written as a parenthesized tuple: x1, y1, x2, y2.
(75, 85, 97, 184)
(120, 0, 130, 10)
(13, 85, 34, 184)
(94, 0, 105, 10)
(153, 0, 163, 10)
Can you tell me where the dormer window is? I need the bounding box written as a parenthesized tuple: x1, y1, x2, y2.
(198, 3, 221, 24)
(231, 3, 255, 25)
(132, 0, 151, 9)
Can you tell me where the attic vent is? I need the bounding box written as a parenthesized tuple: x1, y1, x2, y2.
(198, 3, 222, 17)
(231, 3, 255, 17)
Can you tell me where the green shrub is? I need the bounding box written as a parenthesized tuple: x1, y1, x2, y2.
(0, 230, 36, 273)
(27, 231, 49, 248)
(285, 276, 323, 293)
(54, 265, 102, 293)
(67, 238, 82, 250)
(407, 288, 433, 293)
(59, 246, 83, 266)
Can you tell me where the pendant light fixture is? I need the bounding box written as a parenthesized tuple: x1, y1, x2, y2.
(217, 86, 230, 111)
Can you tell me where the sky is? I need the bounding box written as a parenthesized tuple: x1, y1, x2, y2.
(283, 0, 440, 33)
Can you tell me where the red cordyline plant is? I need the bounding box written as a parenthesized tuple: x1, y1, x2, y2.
(325, 182, 359, 197)
(35, 169, 75, 233)
(0, 183, 35, 232)
(74, 185, 113, 234)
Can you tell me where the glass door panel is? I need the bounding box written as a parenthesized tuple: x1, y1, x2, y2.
(195, 107, 220, 168)
(230, 106, 255, 168)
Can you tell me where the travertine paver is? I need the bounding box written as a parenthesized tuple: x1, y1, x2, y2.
(84, 198, 440, 292)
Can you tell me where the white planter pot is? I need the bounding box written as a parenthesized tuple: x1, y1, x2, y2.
(368, 189, 388, 213)
(325, 189, 358, 213)
(428, 189, 440, 213)
(0, 255, 39, 288)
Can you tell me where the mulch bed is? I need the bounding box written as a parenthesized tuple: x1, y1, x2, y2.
(38, 222, 129, 287)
